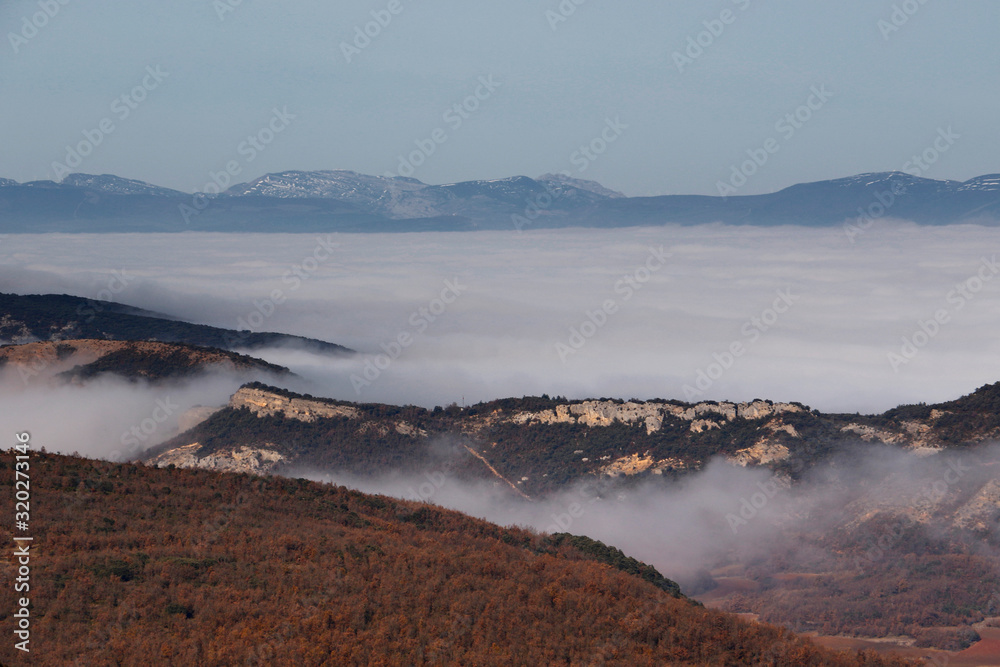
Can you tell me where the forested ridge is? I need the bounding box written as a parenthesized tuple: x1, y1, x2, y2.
(151, 380, 1000, 497)
(0, 293, 351, 354)
(0, 452, 916, 666)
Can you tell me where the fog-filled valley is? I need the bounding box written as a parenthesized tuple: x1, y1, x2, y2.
(5, 2, 1000, 662)
(4, 223, 1000, 661)
(4, 224, 1000, 415)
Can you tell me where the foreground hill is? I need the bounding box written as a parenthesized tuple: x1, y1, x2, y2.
(0, 293, 351, 355)
(0, 453, 913, 666)
(0, 339, 290, 383)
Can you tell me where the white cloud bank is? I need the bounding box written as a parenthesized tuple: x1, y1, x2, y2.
(3, 222, 1000, 414)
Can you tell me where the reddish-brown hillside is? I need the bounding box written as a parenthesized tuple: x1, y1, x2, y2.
(0, 453, 916, 666)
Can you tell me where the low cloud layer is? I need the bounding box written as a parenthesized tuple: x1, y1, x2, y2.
(295, 442, 1000, 593)
(4, 223, 1000, 414)
(0, 370, 245, 461)
(3, 223, 999, 617)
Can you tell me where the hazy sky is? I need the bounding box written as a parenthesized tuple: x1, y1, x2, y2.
(2, 1, 997, 196)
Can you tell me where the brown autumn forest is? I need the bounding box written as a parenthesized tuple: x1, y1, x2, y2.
(0, 452, 919, 666)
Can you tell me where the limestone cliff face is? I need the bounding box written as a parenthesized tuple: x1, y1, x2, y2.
(230, 386, 360, 422)
(225, 389, 805, 440)
(202, 390, 811, 480)
(508, 401, 666, 434)
(506, 399, 804, 435)
(599, 453, 689, 477)
(144, 385, 999, 496)
(727, 442, 791, 467)
(148, 387, 426, 474)
(838, 409, 956, 452)
(501, 399, 805, 476)
(839, 423, 906, 445)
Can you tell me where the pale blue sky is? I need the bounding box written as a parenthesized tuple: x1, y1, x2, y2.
(2, 0, 997, 196)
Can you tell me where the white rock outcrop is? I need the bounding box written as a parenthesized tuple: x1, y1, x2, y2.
(231, 386, 359, 422)
(508, 399, 803, 434)
(149, 443, 285, 475)
(728, 442, 791, 467)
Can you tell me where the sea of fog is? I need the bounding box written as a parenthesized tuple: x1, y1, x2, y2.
(5, 223, 1000, 584)
(4, 223, 1000, 416)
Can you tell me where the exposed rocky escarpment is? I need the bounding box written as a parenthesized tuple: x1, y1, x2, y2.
(230, 386, 359, 422)
(503, 399, 804, 435)
(145, 381, 1000, 500)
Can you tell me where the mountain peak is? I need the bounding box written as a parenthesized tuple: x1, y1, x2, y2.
(224, 169, 440, 218)
(61, 173, 184, 197)
(538, 172, 626, 199)
(225, 170, 427, 198)
(2, 169, 999, 231)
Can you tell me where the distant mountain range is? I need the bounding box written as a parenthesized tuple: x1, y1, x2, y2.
(1, 169, 998, 232)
